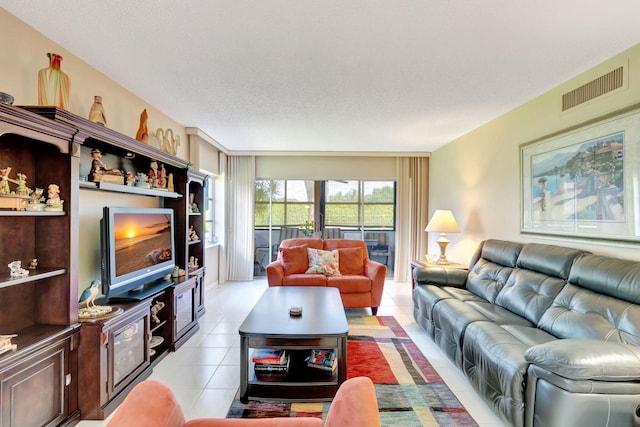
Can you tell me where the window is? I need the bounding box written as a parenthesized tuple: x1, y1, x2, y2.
(324, 180, 395, 229)
(203, 176, 215, 245)
(254, 179, 396, 275)
(255, 180, 314, 228)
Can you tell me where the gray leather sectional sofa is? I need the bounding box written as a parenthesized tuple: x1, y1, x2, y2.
(413, 239, 640, 427)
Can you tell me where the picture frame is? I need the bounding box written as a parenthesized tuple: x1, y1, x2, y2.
(520, 108, 640, 241)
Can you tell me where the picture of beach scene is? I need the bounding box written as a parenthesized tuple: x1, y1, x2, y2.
(113, 213, 172, 277)
(531, 131, 624, 223)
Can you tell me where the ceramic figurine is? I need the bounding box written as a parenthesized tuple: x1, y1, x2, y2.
(27, 188, 45, 211)
(15, 173, 30, 196)
(125, 171, 135, 186)
(136, 109, 149, 144)
(88, 95, 107, 126)
(0, 167, 11, 195)
(167, 173, 174, 192)
(189, 226, 199, 241)
(157, 163, 167, 188)
(78, 280, 101, 309)
(150, 300, 165, 324)
(8, 261, 29, 278)
(38, 53, 70, 110)
(28, 259, 38, 269)
(89, 148, 122, 182)
(135, 172, 150, 188)
(188, 256, 199, 271)
(148, 160, 158, 188)
(45, 183, 64, 211)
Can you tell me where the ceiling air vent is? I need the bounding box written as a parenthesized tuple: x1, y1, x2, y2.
(562, 66, 624, 111)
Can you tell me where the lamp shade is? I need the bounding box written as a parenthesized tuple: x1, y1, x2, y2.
(425, 210, 460, 233)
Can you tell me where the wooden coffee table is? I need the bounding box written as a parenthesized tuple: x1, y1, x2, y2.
(239, 286, 348, 403)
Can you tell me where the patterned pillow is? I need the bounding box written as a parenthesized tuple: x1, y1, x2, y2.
(306, 248, 341, 276)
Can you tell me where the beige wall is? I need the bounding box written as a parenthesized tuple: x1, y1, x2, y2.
(1, 9, 192, 291)
(256, 156, 397, 180)
(429, 44, 640, 264)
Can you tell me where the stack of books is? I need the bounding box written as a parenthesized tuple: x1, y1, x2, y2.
(252, 349, 290, 375)
(305, 349, 337, 373)
(0, 335, 17, 356)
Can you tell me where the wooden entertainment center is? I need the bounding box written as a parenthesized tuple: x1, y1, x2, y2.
(0, 104, 207, 424)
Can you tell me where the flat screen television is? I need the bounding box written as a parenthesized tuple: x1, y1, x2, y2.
(101, 206, 176, 301)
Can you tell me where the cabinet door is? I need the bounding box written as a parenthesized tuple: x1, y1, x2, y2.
(174, 283, 195, 337)
(0, 339, 70, 427)
(107, 314, 150, 400)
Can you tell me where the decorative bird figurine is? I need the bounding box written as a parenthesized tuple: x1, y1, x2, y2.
(79, 280, 101, 309)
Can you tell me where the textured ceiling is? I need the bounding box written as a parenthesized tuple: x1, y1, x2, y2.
(2, 1, 640, 154)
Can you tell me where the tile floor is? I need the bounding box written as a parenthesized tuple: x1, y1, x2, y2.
(77, 278, 505, 426)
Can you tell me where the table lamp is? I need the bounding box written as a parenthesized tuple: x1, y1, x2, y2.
(425, 210, 460, 264)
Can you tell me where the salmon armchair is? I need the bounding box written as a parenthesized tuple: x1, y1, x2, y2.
(106, 376, 381, 427)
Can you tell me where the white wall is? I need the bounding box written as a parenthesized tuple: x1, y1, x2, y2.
(429, 44, 640, 264)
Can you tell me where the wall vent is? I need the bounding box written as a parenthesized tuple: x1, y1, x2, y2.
(562, 66, 624, 111)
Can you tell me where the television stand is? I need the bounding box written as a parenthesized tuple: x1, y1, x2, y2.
(108, 280, 174, 302)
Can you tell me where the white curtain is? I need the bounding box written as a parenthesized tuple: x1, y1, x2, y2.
(395, 157, 429, 282)
(225, 155, 256, 280)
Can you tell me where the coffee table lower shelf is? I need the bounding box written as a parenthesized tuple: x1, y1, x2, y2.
(245, 349, 341, 402)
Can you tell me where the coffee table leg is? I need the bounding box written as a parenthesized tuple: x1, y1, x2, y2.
(240, 335, 249, 403)
(337, 335, 347, 386)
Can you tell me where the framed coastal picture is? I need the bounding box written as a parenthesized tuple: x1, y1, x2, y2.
(521, 108, 640, 241)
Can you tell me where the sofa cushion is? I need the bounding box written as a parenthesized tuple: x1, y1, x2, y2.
(306, 248, 341, 276)
(279, 245, 309, 275)
(337, 247, 364, 275)
(327, 275, 371, 293)
(283, 274, 327, 286)
(537, 283, 640, 345)
(515, 243, 587, 280)
(568, 254, 640, 303)
(525, 339, 640, 381)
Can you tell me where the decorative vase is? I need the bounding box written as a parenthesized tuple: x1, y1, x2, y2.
(88, 96, 107, 126)
(37, 53, 70, 110)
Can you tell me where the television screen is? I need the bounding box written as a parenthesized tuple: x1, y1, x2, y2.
(101, 206, 176, 301)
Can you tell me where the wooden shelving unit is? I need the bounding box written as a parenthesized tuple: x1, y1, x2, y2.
(5, 105, 208, 421)
(0, 104, 81, 426)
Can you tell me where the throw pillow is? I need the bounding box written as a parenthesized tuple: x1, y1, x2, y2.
(337, 247, 364, 275)
(306, 248, 341, 276)
(279, 245, 309, 274)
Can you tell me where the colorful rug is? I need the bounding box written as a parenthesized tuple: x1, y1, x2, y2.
(227, 315, 478, 426)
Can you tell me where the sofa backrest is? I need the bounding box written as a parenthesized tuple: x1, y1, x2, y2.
(494, 243, 587, 324)
(323, 239, 369, 259)
(466, 239, 523, 303)
(537, 254, 640, 345)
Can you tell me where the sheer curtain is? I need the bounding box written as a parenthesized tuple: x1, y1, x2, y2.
(225, 155, 256, 280)
(395, 157, 429, 282)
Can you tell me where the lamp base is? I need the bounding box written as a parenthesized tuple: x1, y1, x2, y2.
(436, 234, 450, 265)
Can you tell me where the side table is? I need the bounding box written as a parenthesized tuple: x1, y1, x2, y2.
(410, 259, 467, 288)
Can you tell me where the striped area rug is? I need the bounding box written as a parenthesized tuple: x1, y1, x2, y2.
(227, 315, 478, 426)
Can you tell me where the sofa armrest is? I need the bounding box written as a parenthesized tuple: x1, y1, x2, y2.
(364, 259, 387, 306)
(413, 266, 468, 288)
(525, 339, 640, 381)
(265, 261, 284, 286)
